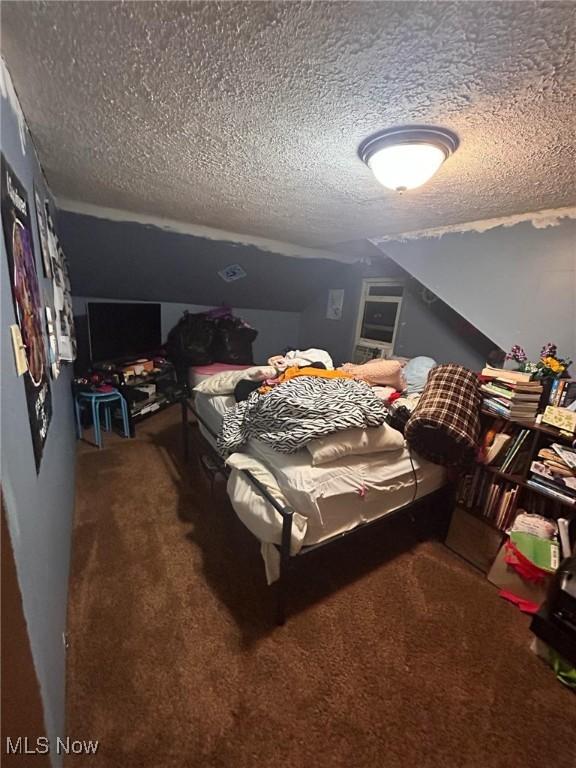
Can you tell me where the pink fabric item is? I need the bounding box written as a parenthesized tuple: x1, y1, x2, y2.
(189, 363, 251, 375)
(498, 590, 540, 614)
(504, 540, 548, 584)
(340, 359, 405, 389)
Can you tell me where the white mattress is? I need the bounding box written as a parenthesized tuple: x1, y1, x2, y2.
(193, 392, 446, 545)
(193, 391, 235, 444)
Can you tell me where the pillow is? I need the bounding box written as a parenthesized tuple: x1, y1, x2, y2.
(404, 356, 437, 394)
(339, 359, 405, 389)
(307, 424, 405, 465)
(194, 365, 276, 395)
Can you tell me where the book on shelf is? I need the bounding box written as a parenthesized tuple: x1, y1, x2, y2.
(482, 397, 539, 419)
(481, 382, 542, 402)
(499, 429, 531, 473)
(551, 443, 576, 470)
(480, 365, 534, 384)
(537, 452, 574, 476)
(529, 460, 576, 495)
(483, 390, 540, 408)
(530, 475, 576, 502)
(482, 432, 512, 465)
(478, 424, 531, 474)
(489, 377, 542, 391)
(526, 478, 575, 505)
(548, 378, 576, 408)
(456, 472, 519, 531)
(490, 484, 518, 530)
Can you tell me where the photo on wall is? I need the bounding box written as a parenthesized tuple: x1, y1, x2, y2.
(34, 186, 52, 277)
(1, 154, 52, 472)
(45, 205, 76, 362)
(45, 305, 60, 379)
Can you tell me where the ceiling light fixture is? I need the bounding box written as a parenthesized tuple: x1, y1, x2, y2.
(358, 126, 459, 192)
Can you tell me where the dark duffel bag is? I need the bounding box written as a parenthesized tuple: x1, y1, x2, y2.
(165, 311, 216, 371)
(212, 317, 258, 365)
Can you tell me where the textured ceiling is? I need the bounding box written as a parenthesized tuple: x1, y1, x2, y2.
(1, 1, 575, 248)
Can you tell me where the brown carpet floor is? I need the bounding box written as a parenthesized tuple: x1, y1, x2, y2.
(67, 408, 575, 768)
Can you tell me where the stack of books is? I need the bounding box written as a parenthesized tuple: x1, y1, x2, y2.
(527, 443, 576, 506)
(480, 370, 542, 420)
(457, 469, 519, 530)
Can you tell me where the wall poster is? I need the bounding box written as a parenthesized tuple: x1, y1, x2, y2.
(45, 205, 76, 362)
(1, 154, 52, 472)
(326, 288, 345, 320)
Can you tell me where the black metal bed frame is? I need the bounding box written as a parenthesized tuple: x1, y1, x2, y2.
(182, 400, 451, 625)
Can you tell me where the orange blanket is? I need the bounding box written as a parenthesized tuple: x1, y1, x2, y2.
(259, 366, 353, 393)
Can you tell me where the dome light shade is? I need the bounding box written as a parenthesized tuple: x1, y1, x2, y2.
(359, 126, 458, 192)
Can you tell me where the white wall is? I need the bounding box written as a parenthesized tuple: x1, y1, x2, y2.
(72, 296, 301, 364)
(380, 218, 576, 362)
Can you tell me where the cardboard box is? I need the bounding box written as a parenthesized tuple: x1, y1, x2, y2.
(487, 544, 550, 606)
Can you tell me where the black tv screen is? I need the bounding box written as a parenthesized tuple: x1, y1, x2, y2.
(87, 302, 162, 363)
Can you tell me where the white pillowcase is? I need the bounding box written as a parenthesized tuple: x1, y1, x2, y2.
(307, 424, 405, 466)
(372, 386, 397, 401)
(194, 365, 276, 395)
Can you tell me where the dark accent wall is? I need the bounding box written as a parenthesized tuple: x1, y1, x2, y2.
(58, 211, 351, 312)
(58, 210, 499, 374)
(1, 73, 77, 765)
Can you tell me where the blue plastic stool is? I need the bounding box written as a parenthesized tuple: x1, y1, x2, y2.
(74, 390, 130, 448)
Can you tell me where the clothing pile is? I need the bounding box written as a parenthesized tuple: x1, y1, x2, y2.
(215, 349, 445, 456)
(208, 347, 482, 466)
(218, 376, 388, 456)
(166, 306, 258, 375)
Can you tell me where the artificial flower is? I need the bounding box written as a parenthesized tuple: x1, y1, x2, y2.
(540, 342, 558, 359)
(506, 344, 527, 363)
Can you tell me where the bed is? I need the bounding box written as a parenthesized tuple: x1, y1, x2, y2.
(184, 388, 450, 623)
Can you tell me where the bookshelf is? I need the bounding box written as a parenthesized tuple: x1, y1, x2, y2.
(454, 411, 575, 551)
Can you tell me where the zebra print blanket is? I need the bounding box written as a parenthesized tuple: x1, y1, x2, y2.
(217, 376, 388, 456)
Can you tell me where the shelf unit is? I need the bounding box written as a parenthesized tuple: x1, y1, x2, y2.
(118, 364, 186, 434)
(86, 359, 188, 436)
(451, 410, 575, 567)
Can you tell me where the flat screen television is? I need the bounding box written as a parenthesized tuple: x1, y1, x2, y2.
(87, 302, 162, 363)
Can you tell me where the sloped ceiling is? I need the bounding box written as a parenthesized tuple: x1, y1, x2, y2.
(378, 218, 576, 360)
(1, 1, 575, 249)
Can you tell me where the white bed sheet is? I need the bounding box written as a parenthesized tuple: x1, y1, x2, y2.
(193, 392, 446, 546)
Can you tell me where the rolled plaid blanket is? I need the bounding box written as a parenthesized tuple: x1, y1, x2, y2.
(405, 364, 481, 467)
